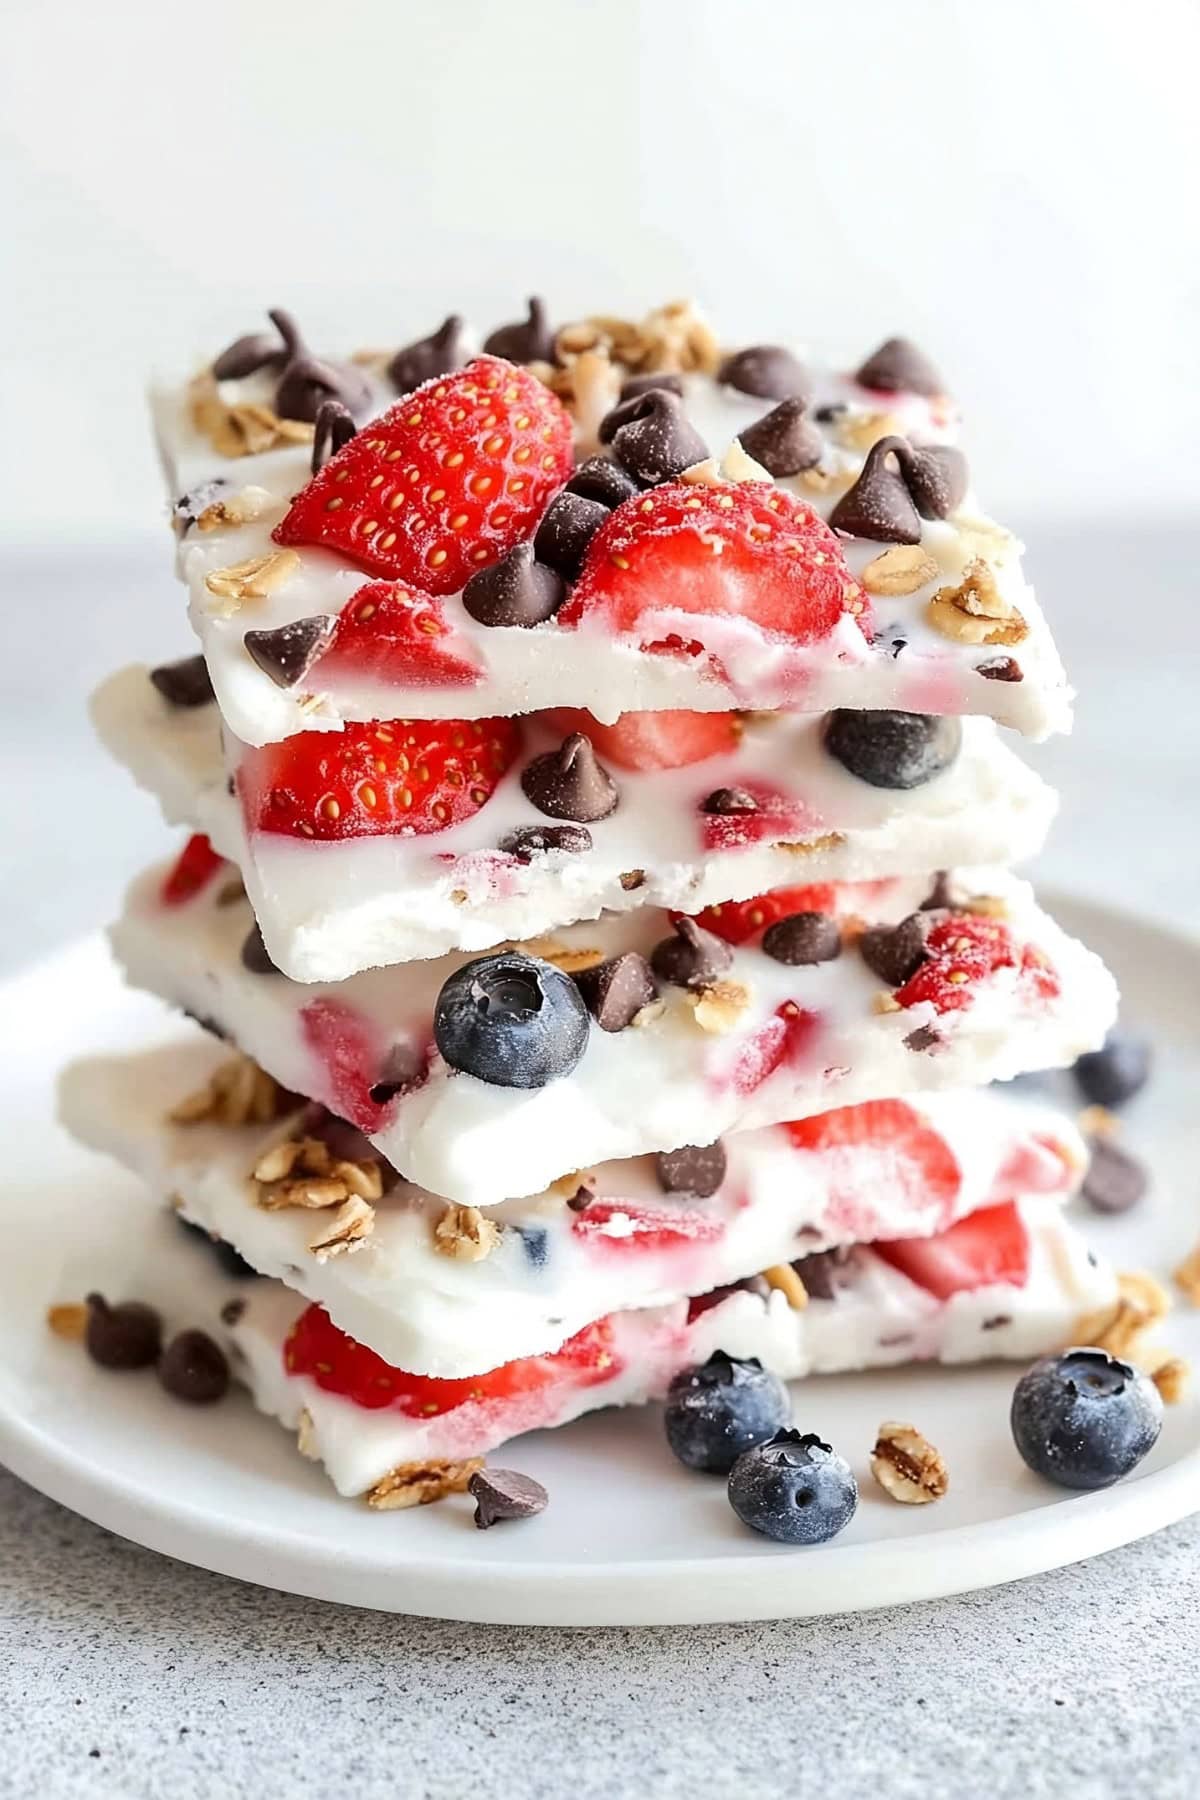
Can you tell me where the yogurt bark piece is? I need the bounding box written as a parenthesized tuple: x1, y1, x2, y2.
(93, 663, 1057, 978)
(110, 857, 1118, 1208)
(59, 1036, 1086, 1376)
(219, 1201, 1114, 1496)
(155, 308, 1071, 741)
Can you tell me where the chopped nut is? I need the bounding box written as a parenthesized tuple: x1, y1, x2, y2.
(513, 938, 605, 975)
(872, 990, 903, 1014)
(203, 550, 300, 614)
(1174, 1246, 1200, 1305)
(870, 1422, 949, 1505)
(798, 466, 836, 494)
(761, 1263, 808, 1310)
(962, 893, 1011, 920)
(639, 299, 721, 375)
(253, 1134, 383, 1213)
(309, 1194, 375, 1260)
(188, 372, 315, 459)
(1074, 1269, 1171, 1359)
(777, 831, 846, 858)
(566, 348, 622, 448)
(720, 438, 772, 484)
(46, 1302, 88, 1342)
(366, 1457, 484, 1511)
(194, 485, 273, 533)
(1078, 1105, 1119, 1140)
(926, 558, 1029, 647)
(618, 870, 645, 892)
(252, 1138, 305, 1184)
(434, 1203, 502, 1263)
(688, 979, 753, 1033)
(1150, 1357, 1190, 1405)
(629, 998, 666, 1029)
(834, 409, 902, 453)
(170, 1055, 288, 1128)
(296, 1408, 319, 1459)
(861, 545, 939, 597)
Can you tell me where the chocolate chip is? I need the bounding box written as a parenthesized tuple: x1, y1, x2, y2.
(499, 823, 593, 862)
(828, 436, 922, 544)
(654, 1140, 727, 1198)
(854, 336, 944, 397)
(243, 615, 334, 689)
(468, 1466, 549, 1528)
(700, 787, 758, 815)
(981, 1313, 1012, 1331)
(311, 399, 357, 475)
(574, 951, 657, 1032)
(921, 871, 965, 911)
(387, 314, 467, 393)
(533, 490, 610, 580)
(719, 345, 812, 403)
(483, 297, 555, 365)
(212, 329, 286, 382)
(565, 456, 640, 509)
(611, 391, 708, 486)
(84, 1294, 162, 1370)
(814, 403, 847, 424)
(737, 398, 823, 476)
(275, 352, 372, 425)
(649, 917, 734, 991)
(220, 1298, 247, 1327)
(619, 371, 685, 403)
(903, 1024, 942, 1052)
(792, 1247, 854, 1301)
(462, 543, 566, 628)
(520, 733, 618, 822)
(901, 444, 968, 518)
(859, 914, 929, 986)
(976, 656, 1024, 683)
(158, 1329, 230, 1404)
(149, 655, 214, 709)
(1081, 1138, 1149, 1215)
(566, 1178, 596, 1213)
(761, 912, 842, 967)
(241, 922, 280, 975)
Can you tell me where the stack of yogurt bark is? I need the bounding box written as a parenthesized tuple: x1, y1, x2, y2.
(62, 299, 1122, 1509)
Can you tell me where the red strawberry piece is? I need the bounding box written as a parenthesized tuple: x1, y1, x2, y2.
(299, 998, 391, 1133)
(541, 706, 741, 772)
(160, 833, 225, 906)
(239, 716, 521, 842)
(558, 480, 872, 651)
(698, 778, 825, 851)
(681, 885, 839, 946)
(729, 1001, 821, 1096)
(892, 914, 1017, 1015)
(272, 357, 573, 594)
(874, 1199, 1030, 1300)
(570, 1200, 723, 1253)
(321, 581, 482, 688)
(784, 1099, 961, 1236)
(283, 1305, 618, 1416)
(1019, 942, 1062, 1002)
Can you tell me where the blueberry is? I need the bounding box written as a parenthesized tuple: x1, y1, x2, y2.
(1011, 1348, 1162, 1490)
(663, 1351, 790, 1473)
(727, 1429, 858, 1544)
(823, 709, 961, 789)
(1073, 1031, 1152, 1109)
(433, 952, 589, 1088)
(175, 1213, 259, 1280)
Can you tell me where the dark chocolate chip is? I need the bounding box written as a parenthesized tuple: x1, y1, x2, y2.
(903, 1024, 942, 1052)
(976, 656, 1024, 683)
(814, 403, 847, 424)
(761, 912, 842, 967)
(700, 787, 758, 815)
(598, 390, 707, 485)
(499, 823, 593, 862)
(483, 297, 555, 365)
(275, 352, 372, 425)
(367, 1042, 428, 1106)
(719, 345, 812, 403)
(212, 330, 286, 382)
(241, 922, 280, 975)
(981, 1313, 1012, 1331)
(792, 1247, 854, 1302)
(84, 1294, 162, 1370)
(468, 1466, 549, 1528)
(828, 436, 922, 544)
(520, 733, 618, 822)
(654, 1140, 727, 1198)
(462, 542, 566, 628)
(149, 655, 214, 709)
(649, 916, 734, 991)
(737, 398, 823, 476)
(858, 914, 930, 986)
(619, 371, 685, 402)
(921, 871, 963, 911)
(387, 314, 467, 393)
(573, 951, 657, 1032)
(158, 1329, 230, 1404)
(901, 444, 968, 519)
(565, 456, 640, 509)
(243, 615, 335, 689)
(824, 708, 961, 789)
(173, 479, 229, 535)
(533, 490, 610, 580)
(220, 1297, 247, 1326)
(1081, 1137, 1149, 1215)
(566, 1179, 596, 1213)
(854, 336, 944, 397)
(311, 399, 357, 475)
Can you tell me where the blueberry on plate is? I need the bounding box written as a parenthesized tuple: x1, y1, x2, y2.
(663, 1350, 790, 1474)
(433, 952, 589, 1088)
(727, 1429, 858, 1544)
(1010, 1348, 1163, 1490)
(1072, 1030, 1152, 1109)
(823, 709, 961, 790)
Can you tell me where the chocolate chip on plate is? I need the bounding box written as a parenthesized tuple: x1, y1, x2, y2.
(158, 1329, 231, 1404)
(737, 398, 823, 476)
(84, 1294, 163, 1370)
(1073, 1031, 1153, 1108)
(655, 1140, 727, 1198)
(498, 823, 593, 862)
(828, 436, 923, 544)
(468, 1466, 549, 1528)
(149, 655, 214, 709)
(824, 709, 961, 789)
(243, 616, 334, 689)
(649, 917, 734, 991)
(700, 787, 759, 815)
(565, 456, 640, 509)
(462, 543, 566, 628)
(761, 911, 842, 967)
(853, 337, 944, 397)
(241, 922, 281, 975)
(602, 391, 708, 485)
(533, 490, 610, 580)
(858, 914, 930, 986)
(520, 733, 619, 822)
(310, 399, 357, 474)
(1081, 1137, 1149, 1215)
(482, 297, 556, 365)
(387, 314, 467, 393)
(719, 344, 812, 403)
(573, 951, 658, 1032)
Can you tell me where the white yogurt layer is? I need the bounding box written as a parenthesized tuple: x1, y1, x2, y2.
(93, 663, 1057, 978)
(59, 1034, 1085, 1376)
(221, 1203, 1114, 1494)
(109, 859, 1118, 1208)
(152, 344, 1072, 742)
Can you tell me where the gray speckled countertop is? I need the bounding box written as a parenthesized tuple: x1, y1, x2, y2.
(1, 525, 1198, 1798)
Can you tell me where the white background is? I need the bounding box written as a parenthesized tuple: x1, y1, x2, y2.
(2, 0, 1198, 542)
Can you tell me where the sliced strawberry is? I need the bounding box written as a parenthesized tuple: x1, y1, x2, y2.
(729, 1001, 821, 1096)
(697, 779, 825, 851)
(681, 885, 839, 946)
(160, 833, 225, 906)
(299, 998, 390, 1133)
(320, 581, 482, 688)
(893, 914, 1017, 1016)
(239, 716, 521, 842)
(570, 1200, 723, 1254)
(874, 1200, 1030, 1300)
(273, 358, 573, 594)
(559, 481, 872, 650)
(284, 1305, 618, 1416)
(541, 706, 740, 772)
(785, 1099, 961, 1235)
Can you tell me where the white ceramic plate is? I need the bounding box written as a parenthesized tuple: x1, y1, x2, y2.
(1, 894, 1197, 1626)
